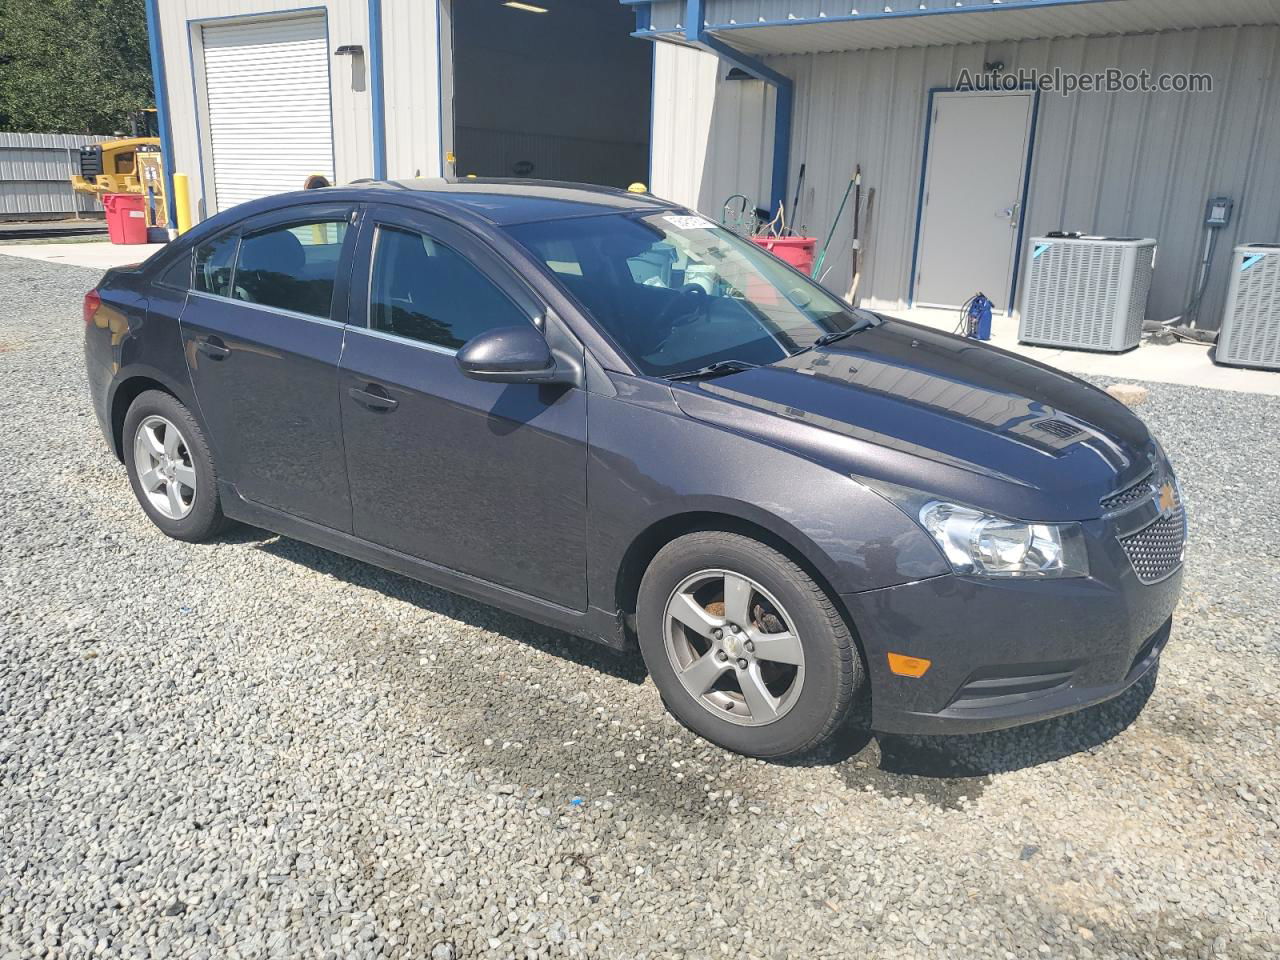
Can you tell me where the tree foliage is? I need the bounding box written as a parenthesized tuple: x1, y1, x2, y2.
(0, 0, 153, 134)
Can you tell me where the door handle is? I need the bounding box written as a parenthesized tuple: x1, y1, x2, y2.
(348, 384, 399, 412)
(196, 336, 230, 360)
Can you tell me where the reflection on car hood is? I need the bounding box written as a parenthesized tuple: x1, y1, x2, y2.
(669, 319, 1157, 521)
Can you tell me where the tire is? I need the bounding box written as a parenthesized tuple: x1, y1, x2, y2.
(122, 390, 230, 542)
(637, 531, 862, 759)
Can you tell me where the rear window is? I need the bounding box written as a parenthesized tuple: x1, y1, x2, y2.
(232, 220, 348, 319)
(193, 234, 237, 298)
(156, 251, 192, 291)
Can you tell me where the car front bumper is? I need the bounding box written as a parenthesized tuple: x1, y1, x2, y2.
(842, 543, 1182, 735)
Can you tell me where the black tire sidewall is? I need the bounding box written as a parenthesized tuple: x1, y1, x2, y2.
(122, 390, 225, 542)
(637, 532, 857, 759)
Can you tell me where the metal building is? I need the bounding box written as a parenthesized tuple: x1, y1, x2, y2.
(147, 0, 1280, 327)
(147, 0, 650, 221)
(635, 0, 1280, 327)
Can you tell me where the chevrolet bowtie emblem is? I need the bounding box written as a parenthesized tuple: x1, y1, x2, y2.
(1158, 482, 1177, 515)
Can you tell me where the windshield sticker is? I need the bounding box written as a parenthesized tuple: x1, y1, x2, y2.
(664, 215, 716, 231)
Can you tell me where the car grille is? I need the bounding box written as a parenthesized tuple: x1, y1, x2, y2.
(1118, 501, 1186, 583)
(1101, 472, 1154, 512)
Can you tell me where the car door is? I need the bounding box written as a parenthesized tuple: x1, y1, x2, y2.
(180, 202, 357, 530)
(338, 204, 588, 609)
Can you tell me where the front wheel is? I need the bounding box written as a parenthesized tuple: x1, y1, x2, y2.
(637, 531, 862, 758)
(122, 390, 229, 542)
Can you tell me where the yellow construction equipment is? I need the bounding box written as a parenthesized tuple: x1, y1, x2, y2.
(71, 110, 169, 231)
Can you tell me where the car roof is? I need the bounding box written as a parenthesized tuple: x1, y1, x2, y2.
(368, 178, 681, 225)
(183, 178, 680, 235)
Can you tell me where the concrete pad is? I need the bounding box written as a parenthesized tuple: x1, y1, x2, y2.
(0, 240, 166, 271)
(891, 306, 1280, 397)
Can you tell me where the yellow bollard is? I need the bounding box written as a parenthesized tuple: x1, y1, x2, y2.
(172, 173, 193, 235)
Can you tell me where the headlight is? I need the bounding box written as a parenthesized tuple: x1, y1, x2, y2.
(918, 501, 1089, 578)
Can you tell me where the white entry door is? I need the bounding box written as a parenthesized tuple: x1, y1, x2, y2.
(201, 15, 334, 212)
(913, 91, 1035, 311)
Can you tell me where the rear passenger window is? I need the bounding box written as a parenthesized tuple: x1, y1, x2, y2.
(194, 235, 237, 298)
(157, 251, 193, 291)
(368, 225, 528, 350)
(232, 220, 349, 319)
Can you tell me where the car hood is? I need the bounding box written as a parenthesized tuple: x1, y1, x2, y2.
(668, 319, 1157, 522)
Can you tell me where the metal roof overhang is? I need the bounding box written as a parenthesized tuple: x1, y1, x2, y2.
(636, 0, 1280, 56)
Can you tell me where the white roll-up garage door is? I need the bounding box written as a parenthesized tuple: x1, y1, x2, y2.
(201, 15, 334, 212)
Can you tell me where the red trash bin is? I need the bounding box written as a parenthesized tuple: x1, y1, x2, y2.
(102, 193, 149, 245)
(751, 235, 818, 275)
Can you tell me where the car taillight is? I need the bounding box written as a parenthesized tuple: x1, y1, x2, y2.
(83, 289, 102, 326)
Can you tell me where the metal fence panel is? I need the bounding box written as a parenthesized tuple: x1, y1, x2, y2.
(0, 132, 111, 219)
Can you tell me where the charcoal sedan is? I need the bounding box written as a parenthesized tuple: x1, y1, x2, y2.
(84, 179, 1184, 758)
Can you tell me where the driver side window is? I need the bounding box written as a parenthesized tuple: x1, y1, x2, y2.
(368, 225, 529, 351)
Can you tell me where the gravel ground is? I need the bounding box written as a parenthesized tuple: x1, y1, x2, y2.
(1, 253, 1277, 960)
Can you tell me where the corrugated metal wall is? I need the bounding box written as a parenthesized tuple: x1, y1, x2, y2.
(0, 133, 109, 220)
(651, 43, 774, 223)
(156, 0, 376, 220)
(651, 25, 1280, 327)
(382, 0, 450, 180)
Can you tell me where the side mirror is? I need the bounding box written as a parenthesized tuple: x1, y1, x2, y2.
(456, 325, 563, 384)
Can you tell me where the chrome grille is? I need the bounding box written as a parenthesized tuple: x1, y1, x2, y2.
(1118, 503, 1186, 583)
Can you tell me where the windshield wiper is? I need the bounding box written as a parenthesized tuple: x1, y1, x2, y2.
(663, 359, 757, 381)
(807, 314, 882, 350)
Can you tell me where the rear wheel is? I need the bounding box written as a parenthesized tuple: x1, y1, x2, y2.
(637, 531, 861, 758)
(122, 390, 229, 542)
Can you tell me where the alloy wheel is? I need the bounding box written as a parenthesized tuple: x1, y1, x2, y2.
(663, 569, 806, 726)
(133, 415, 197, 520)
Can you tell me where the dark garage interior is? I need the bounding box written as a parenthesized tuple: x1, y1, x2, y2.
(451, 0, 652, 188)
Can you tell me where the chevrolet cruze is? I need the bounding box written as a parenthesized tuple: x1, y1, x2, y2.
(84, 179, 1185, 758)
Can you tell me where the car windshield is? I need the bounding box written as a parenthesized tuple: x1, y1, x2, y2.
(506, 211, 872, 378)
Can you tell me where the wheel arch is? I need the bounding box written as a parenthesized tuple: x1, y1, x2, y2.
(108, 374, 178, 461)
(615, 510, 862, 646)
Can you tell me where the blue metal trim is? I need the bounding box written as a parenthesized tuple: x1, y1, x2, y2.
(647, 36, 656, 187)
(1007, 88, 1041, 315)
(703, 0, 1123, 35)
(635, 1, 652, 33)
(436, 0, 445, 176)
(682, 0, 791, 216)
(368, 0, 388, 180)
(184, 25, 207, 219)
(908, 86, 1039, 311)
(144, 0, 177, 230)
(906, 86, 945, 308)
(684, 0, 704, 42)
(322, 13, 338, 187)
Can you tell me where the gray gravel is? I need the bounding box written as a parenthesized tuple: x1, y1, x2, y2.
(1, 252, 1278, 960)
